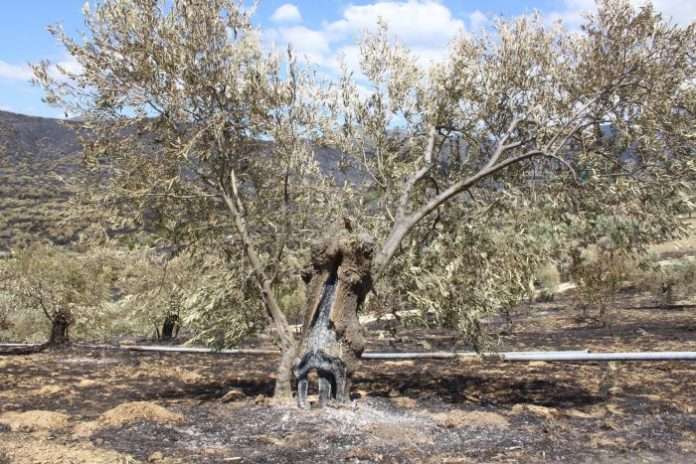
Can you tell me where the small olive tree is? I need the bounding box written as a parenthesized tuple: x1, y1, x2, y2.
(121, 250, 191, 342)
(121, 248, 257, 345)
(0, 243, 114, 346)
(0, 303, 9, 332)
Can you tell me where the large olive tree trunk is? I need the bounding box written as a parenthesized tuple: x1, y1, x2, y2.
(293, 232, 373, 408)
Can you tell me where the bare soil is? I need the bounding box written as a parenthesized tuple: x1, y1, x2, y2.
(0, 293, 694, 463)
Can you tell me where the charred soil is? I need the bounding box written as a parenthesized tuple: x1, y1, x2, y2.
(0, 295, 694, 463)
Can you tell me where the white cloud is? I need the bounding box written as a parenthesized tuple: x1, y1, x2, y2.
(0, 105, 12, 112)
(546, 0, 596, 30)
(0, 60, 33, 81)
(547, 0, 696, 29)
(52, 57, 84, 78)
(265, 26, 332, 65)
(0, 56, 82, 85)
(331, 45, 362, 73)
(633, 0, 696, 25)
(271, 3, 302, 24)
(265, 0, 465, 73)
(324, 0, 465, 49)
(468, 10, 488, 31)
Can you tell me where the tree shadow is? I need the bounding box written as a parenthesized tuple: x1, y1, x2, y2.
(151, 378, 275, 402)
(356, 363, 603, 409)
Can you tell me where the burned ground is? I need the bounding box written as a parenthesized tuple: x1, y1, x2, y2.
(0, 295, 694, 463)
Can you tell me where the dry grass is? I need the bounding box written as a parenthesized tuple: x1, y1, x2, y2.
(431, 409, 510, 429)
(0, 433, 141, 464)
(98, 402, 184, 429)
(0, 410, 70, 432)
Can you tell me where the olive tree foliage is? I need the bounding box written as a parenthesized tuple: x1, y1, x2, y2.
(384, 212, 562, 347)
(121, 248, 258, 346)
(33, 0, 343, 396)
(0, 244, 115, 346)
(32, 0, 696, 394)
(346, 3, 694, 254)
(330, 2, 695, 338)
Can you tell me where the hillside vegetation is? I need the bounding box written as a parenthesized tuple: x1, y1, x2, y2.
(0, 110, 89, 250)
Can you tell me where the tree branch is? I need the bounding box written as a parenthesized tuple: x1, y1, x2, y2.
(485, 117, 523, 169)
(395, 126, 436, 221)
(220, 172, 295, 349)
(373, 148, 545, 280)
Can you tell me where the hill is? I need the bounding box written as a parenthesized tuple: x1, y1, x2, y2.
(0, 110, 90, 251)
(0, 110, 358, 252)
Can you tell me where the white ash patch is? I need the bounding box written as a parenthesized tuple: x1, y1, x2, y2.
(61, 356, 119, 365)
(310, 400, 428, 432)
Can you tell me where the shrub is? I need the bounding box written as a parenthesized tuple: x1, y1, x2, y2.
(535, 263, 561, 302)
(568, 248, 639, 326)
(636, 257, 696, 307)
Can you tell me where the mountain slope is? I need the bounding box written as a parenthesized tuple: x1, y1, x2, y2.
(0, 110, 87, 250)
(0, 110, 358, 252)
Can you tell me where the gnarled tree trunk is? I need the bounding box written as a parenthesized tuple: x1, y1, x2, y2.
(160, 313, 180, 342)
(293, 232, 373, 408)
(48, 308, 74, 347)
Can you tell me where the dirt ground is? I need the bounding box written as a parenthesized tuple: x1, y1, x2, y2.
(0, 293, 694, 463)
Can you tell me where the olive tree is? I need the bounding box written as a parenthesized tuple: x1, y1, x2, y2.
(33, 0, 695, 399)
(121, 248, 256, 345)
(0, 243, 114, 347)
(0, 302, 9, 332)
(34, 0, 344, 397)
(300, 0, 694, 402)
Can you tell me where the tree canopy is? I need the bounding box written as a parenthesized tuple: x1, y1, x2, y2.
(31, 0, 696, 395)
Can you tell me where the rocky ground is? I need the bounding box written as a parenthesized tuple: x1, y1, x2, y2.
(0, 294, 694, 463)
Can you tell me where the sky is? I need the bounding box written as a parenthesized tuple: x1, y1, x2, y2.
(0, 0, 694, 118)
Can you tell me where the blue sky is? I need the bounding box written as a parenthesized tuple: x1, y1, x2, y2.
(1, 0, 693, 118)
